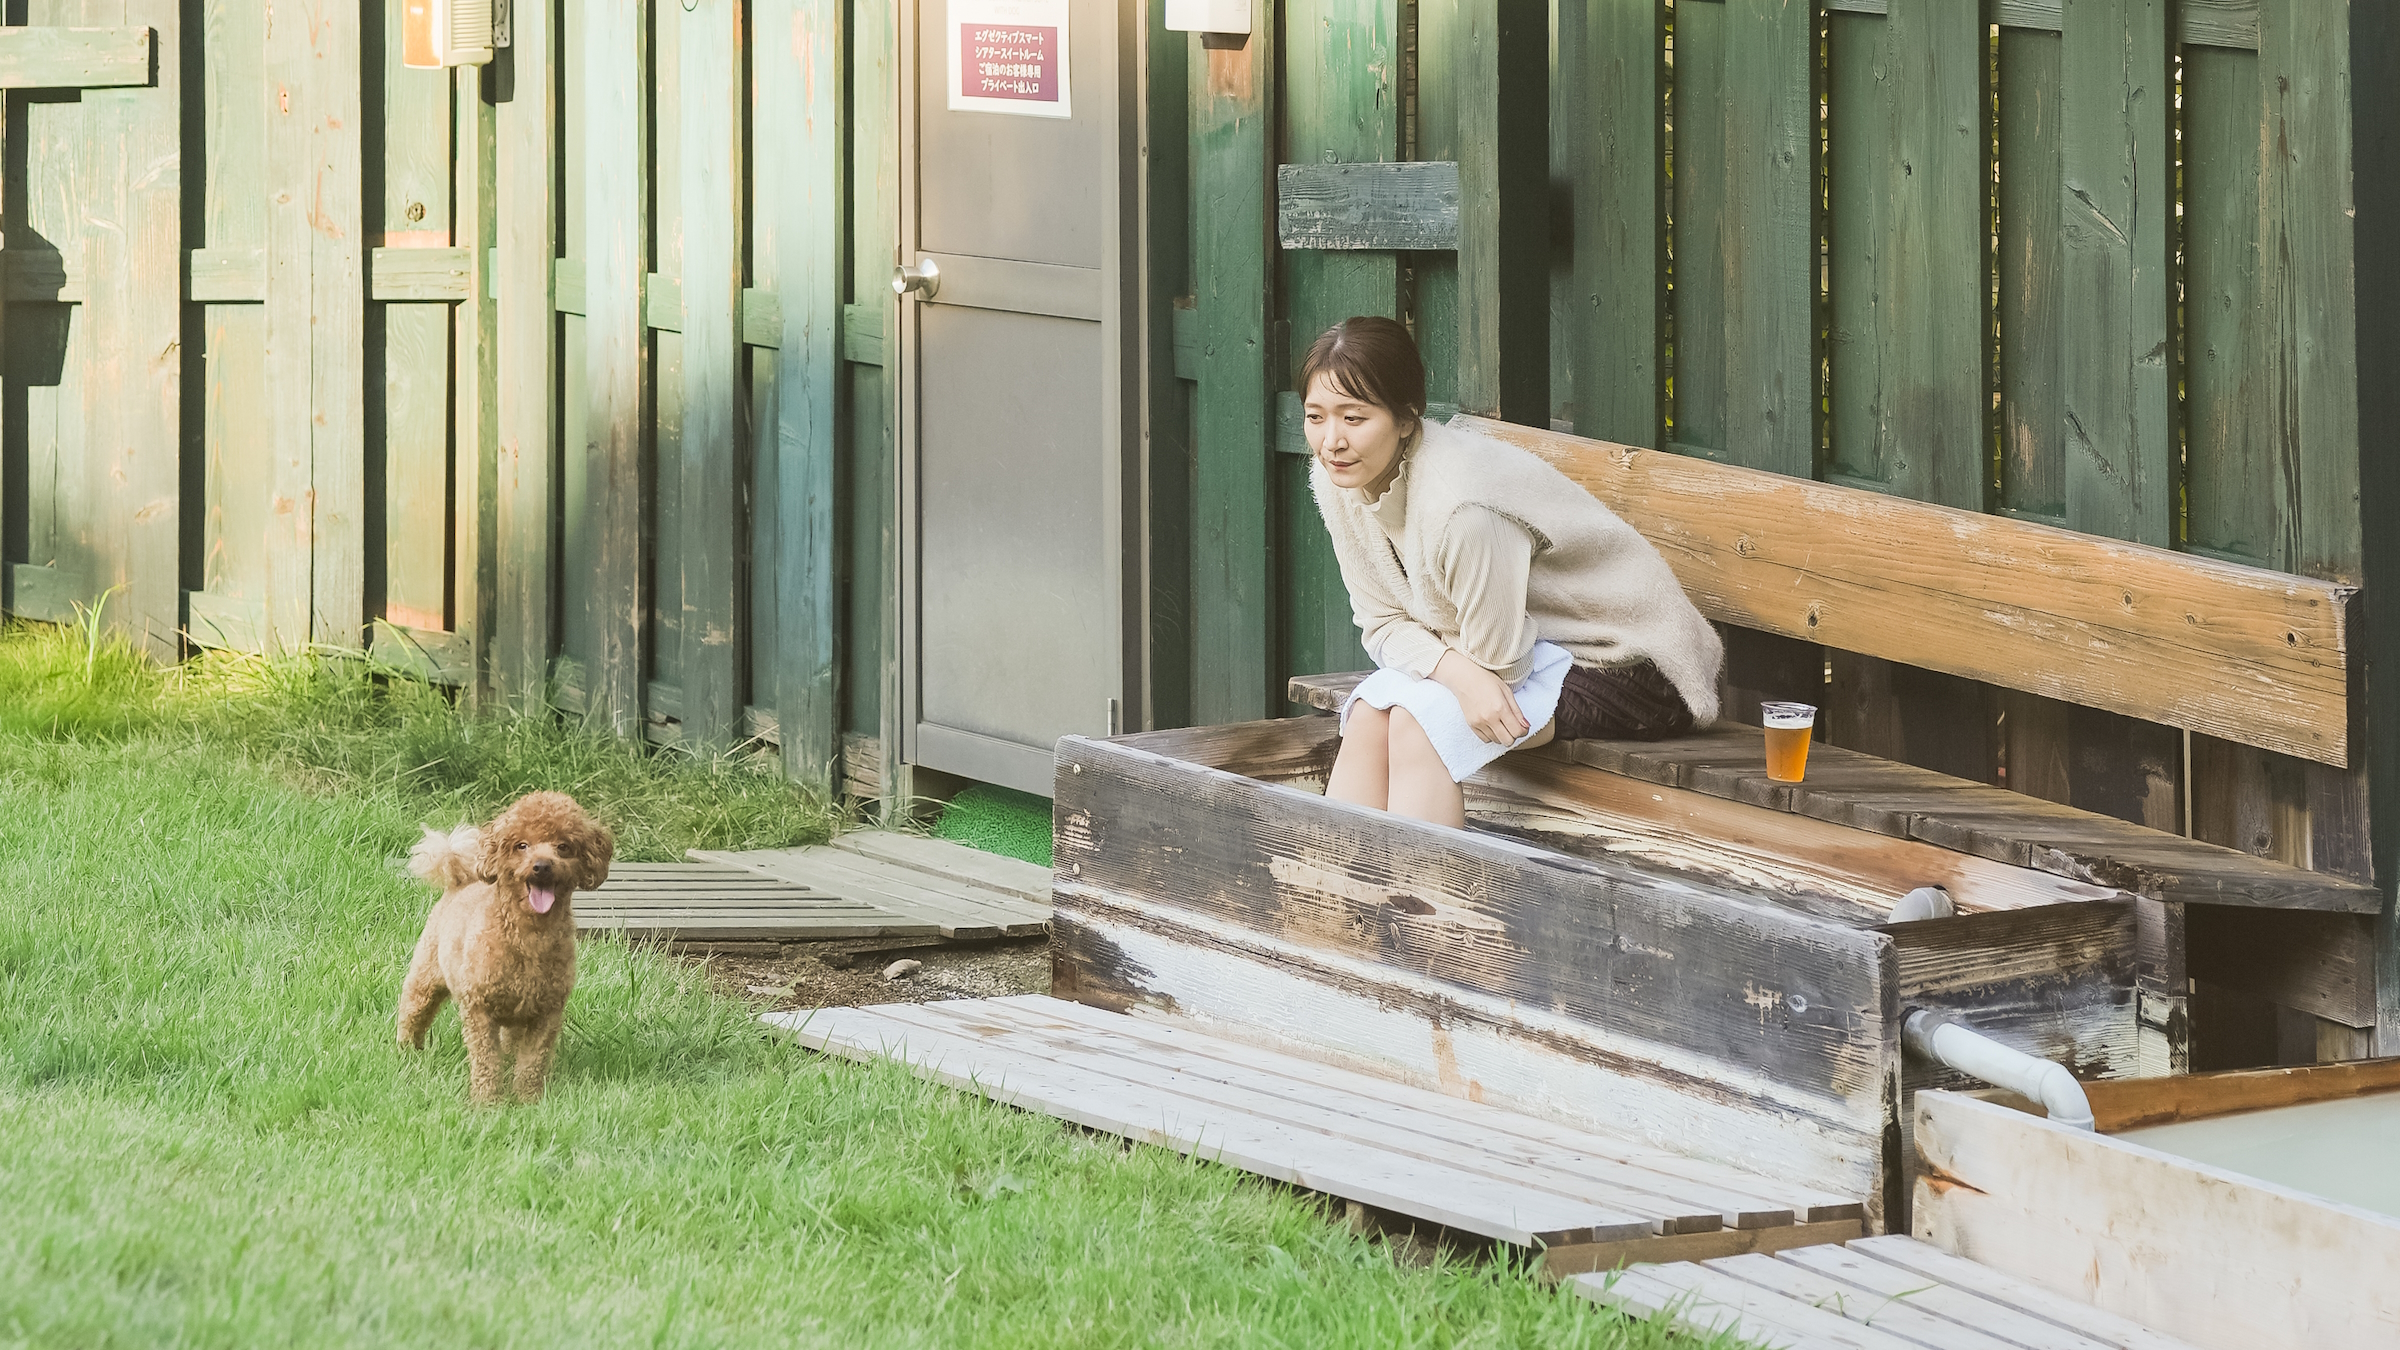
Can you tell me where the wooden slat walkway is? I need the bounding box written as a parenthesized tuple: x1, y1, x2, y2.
(1288, 672, 2378, 912)
(1573, 1236, 2201, 1350)
(697, 834, 1050, 939)
(766, 994, 1864, 1256)
(577, 862, 931, 941)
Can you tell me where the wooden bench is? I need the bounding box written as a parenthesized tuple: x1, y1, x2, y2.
(1286, 415, 2377, 1064)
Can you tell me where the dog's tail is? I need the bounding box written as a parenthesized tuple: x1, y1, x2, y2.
(408, 825, 484, 891)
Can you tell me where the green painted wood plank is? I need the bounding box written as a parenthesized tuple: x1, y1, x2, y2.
(753, 0, 843, 788)
(1451, 0, 1547, 422)
(1719, 0, 1818, 478)
(582, 0, 651, 734)
(676, 0, 743, 749)
(1564, 0, 1661, 448)
(2261, 0, 2363, 581)
(1276, 162, 1456, 250)
(494, 0, 561, 705)
(1996, 27, 2064, 522)
(2058, 0, 2172, 547)
(188, 248, 267, 301)
(1190, 29, 1276, 725)
(370, 620, 475, 685)
(1281, 0, 1399, 704)
(1826, 4, 1986, 508)
(381, 300, 454, 630)
(72, 2, 182, 660)
(0, 26, 151, 89)
(2182, 45, 2270, 566)
(1144, 0, 1191, 731)
(1669, 0, 1727, 456)
(740, 289, 782, 348)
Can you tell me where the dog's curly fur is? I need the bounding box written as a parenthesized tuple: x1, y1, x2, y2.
(397, 792, 613, 1104)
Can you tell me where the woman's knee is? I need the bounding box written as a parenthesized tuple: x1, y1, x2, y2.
(1387, 706, 1440, 763)
(1345, 703, 1391, 739)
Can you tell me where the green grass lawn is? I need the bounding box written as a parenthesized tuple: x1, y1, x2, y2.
(0, 623, 1716, 1348)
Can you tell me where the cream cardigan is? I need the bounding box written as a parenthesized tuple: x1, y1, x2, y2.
(1310, 418, 1725, 725)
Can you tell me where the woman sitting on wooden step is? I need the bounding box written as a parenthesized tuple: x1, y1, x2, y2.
(1304, 316, 1723, 828)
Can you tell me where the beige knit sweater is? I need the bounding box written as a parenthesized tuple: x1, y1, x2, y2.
(1310, 418, 1724, 725)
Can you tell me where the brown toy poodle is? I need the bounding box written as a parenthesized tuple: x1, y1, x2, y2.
(397, 791, 614, 1104)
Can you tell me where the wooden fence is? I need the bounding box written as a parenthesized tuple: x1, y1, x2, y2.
(7, 1, 2400, 1060)
(1, 0, 864, 789)
(1156, 0, 2400, 1061)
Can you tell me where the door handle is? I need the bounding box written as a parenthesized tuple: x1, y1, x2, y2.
(891, 257, 941, 299)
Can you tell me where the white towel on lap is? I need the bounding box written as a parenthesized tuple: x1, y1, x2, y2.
(1340, 640, 1575, 783)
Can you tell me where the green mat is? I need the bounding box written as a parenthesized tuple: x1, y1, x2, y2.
(932, 784, 1053, 867)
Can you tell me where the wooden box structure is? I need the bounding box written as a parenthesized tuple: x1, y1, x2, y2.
(1051, 717, 2145, 1230)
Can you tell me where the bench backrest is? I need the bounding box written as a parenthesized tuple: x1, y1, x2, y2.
(1457, 416, 2357, 767)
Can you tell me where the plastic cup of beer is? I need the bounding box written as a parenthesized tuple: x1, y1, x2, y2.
(1763, 701, 1817, 783)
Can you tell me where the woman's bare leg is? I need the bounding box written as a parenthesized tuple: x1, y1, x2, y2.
(1386, 707, 1466, 828)
(1326, 704, 1393, 810)
(1520, 718, 1556, 750)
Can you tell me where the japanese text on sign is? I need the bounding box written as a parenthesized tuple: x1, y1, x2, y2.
(947, 0, 1071, 118)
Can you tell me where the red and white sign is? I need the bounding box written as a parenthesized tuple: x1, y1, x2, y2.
(948, 0, 1071, 119)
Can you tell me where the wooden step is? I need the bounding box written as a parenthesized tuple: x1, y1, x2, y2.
(1573, 1235, 2201, 1350)
(767, 994, 1863, 1261)
(576, 862, 932, 941)
(695, 844, 1050, 939)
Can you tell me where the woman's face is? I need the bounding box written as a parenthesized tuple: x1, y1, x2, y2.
(1304, 373, 1415, 494)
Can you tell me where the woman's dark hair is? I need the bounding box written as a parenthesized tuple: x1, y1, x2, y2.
(1298, 316, 1426, 423)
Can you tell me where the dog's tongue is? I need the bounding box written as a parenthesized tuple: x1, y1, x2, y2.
(528, 886, 558, 915)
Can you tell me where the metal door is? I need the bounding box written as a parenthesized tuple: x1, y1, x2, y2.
(896, 0, 1139, 795)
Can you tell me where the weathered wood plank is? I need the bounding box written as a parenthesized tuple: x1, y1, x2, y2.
(1845, 1236, 2206, 1350)
(1998, 28, 2065, 522)
(1450, 0, 1546, 422)
(1826, 0, 2257, 50)
(1189, 30, 1275, 723)
(1827, 2, 1986, 508)
(753, 0, 843, 788)
(369, 621, 475, 685)
(374, 14, 457, 646)
(2081, 1057, 2400, 1133)
(454, 60, 498, 703)
(369, 246, 473, 301)
(2184, 905, 2375, 1028)
(1718, 0, 1817, 478)
(674, 0, 742, 749)
(2059, 0, 2173, 547)
(0, 26, 151, 89)
(831, 830, 1054, 905)
(1459, 416, 2356, 765)
(1667, 0, 1728, 457)
(696, 847, 1048, 938)
(1274, 162, 1457, 250)
(1562, 0, 1660, 448)
(776, 1000, 1657, 1247)
(74, 0, 181, 660)
(581, 0, 650, 734)
(493, 0, 560, 705)
(1781, 1241, 2201, 1350)
(1575, 1258, 1928, 1350)
(1914, 1091, 2400, 1350)
(1052, 733, 1903, 1217)
(2355, 0, 2400, 1056)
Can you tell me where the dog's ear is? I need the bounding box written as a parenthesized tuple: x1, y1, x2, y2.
(578, 820, 615, 891)
(475, 814, 513, 882)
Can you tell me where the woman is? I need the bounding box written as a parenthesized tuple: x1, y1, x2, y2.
(1303, 316, 1723, 827)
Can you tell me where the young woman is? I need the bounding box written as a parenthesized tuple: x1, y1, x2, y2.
(1303, 316, 1724, 827)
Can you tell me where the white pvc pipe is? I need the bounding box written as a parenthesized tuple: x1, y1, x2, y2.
(1887, 886, 1955, 923)
(1904, 1009, 2096, 1132)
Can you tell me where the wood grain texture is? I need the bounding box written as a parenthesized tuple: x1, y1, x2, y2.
(1827, 0, 2257, 49)
(673, 0, 743, 749)
(0, 25, 151, 89)
(454, 63, 498, 703)
(581, 0, 650, 735)
(1052, 733, 1904, 1219)
(1271, 693, 2372, 912)
(1825, 3, 1986, 509)
(1913, 1090, 2400, 1350)
(2059, 0, 2172, 548)
(1458, 415, 2356, 765)
(72, 0, 181, 660)
(1450, 0, 1546, 421)
(2353, 0, 2400, 1056)
(1997, 28, 2065, 522)
(1718, 0, 1817, 478)
(493, 0, 559, 704)
(2184, 904, 2375, 1027)
(1562, 0, 1661, 449)
(1189, 29, 1274, 723)
(2081, 1056, 2400, 1132)
(1274, 162, 1456, 250)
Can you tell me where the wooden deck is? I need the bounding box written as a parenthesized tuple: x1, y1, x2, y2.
(766, 994, 1865, 1265)
(576, 833, 1050, 942)
(1574, 1235, 2200, 1349)
(695, 835, 1050, 939)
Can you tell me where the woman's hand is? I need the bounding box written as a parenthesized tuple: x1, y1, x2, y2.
(1432, 650, 1530, 746)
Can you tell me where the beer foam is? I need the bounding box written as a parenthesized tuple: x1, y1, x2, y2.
(1761, 701, 1816, 729)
